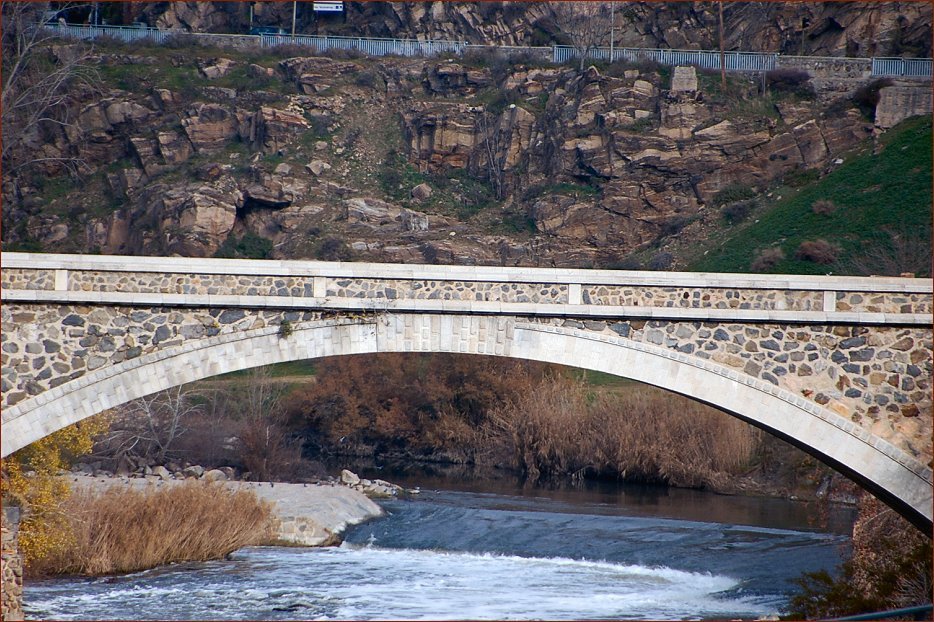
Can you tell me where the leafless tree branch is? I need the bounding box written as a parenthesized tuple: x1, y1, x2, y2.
(1, 1, 100, 177)
(550, 1, 613, 72)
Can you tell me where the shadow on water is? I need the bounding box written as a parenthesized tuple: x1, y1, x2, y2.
(325, 454, 857, 535)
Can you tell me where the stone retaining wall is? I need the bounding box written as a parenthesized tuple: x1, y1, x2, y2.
(1, 507, 23, 622)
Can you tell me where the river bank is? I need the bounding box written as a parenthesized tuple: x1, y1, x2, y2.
(24, 483, 857, 621)
(65, 472, 387, 547)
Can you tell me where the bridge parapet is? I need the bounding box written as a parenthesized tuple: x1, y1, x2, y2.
(2, 254, 931, 323)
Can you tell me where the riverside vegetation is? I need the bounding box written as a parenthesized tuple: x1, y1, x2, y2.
(2, 5, 931, 616)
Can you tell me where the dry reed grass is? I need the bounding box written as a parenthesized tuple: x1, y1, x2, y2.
(492, 374, 760, 487)
(29, 481, 276, 577)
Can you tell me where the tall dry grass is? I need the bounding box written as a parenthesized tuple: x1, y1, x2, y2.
(492, 374, 760, 487)
(29, 481, 276, 577)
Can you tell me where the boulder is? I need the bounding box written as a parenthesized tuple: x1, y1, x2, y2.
(156, 130, 193, 165)
(155, 176, 242, 255)
(198, 58, 236, 79)
(401, 208, 429, 232)
(248, 106, 310, 152)
(105, 101, 155, 125)
(244, 179, 294, 208)
(183, 465, 205, 478)
(306, 160, 332, 176)
(340, 469, 361, 486)
(345, 197, 401, 225)
(410, 182, 433, 201)
(182, 103, 239, 152)
(202, 468, 228, 482)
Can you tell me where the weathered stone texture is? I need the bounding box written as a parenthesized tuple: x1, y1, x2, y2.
(875, 86, 933, 130)
(1, 507, 23, 622)
(1, 269, 55, 291)
(585, 286, 825, 311)
(540, 317, 933, 463)
(327, 278, 568, 303)
(0, 304, 319, 408)
(3, 301, 931, 464)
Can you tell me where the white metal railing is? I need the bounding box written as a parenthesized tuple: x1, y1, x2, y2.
(45, 22, 172, 44)
(553, 46, 778, 72)
(872, 57, 933, 78)
(260, 33, 466, 57)
(40, 23, 932, 79)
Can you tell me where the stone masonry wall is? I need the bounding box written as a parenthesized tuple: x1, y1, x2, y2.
(327, 278, 567, 303)
(1, 507, 24, 622)
(2, 267, 932, 314)
(1, 304, 323, 407)
(2, 303, 931, 464)
(536, 316, 932, 463)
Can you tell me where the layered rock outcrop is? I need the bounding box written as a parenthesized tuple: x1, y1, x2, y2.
(129, 2, 931, 59)
(2, 42, 917, 265)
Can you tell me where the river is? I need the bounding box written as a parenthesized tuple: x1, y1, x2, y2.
(24, 474, 855, 620)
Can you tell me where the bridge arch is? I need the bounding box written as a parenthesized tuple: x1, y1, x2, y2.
(2, 313, 931, 531)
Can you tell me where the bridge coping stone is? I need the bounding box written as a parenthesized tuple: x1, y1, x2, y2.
(3, 252, 931, 292)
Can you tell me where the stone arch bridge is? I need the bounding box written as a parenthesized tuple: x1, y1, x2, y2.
(2, 253, 931, 531)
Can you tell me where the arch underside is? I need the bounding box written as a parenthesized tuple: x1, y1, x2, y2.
(2, 314, 931, 532)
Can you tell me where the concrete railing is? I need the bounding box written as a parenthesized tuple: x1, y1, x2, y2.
(41, 23, 932, 79)
(2, 253, 931, 326)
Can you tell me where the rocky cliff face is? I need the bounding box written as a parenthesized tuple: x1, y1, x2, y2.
(2, 39, 919, 267)
(130, 2, 931, 58)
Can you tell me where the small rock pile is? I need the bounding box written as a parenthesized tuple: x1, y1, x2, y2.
(337, 469, 404, 498)
(71, 460, 239, 483)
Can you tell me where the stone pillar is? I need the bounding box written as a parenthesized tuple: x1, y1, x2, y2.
(1, 506, 24, 621)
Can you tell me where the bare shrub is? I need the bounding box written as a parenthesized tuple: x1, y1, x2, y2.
(750, 247, 785, 272)
(796, 239, 841, 264)
(96, 387, 203, 465)
(162, 33, 200, 49)
(722, 199, 758, 224)
(233, 368, 304, 482)
(28, 481, 276, 577)
(647, 251, 673, 271)
(659, 214, 695, 237)
(316, 236, 352, 261)
(811, 199, 837, 215)
(788, 492, 932, 618)
(848, 227, 932, 278)
(285, 353, 545, 462)
(2, 2, 100, 177)
(711, 184, 756, 208)
(550, 1, 613, 71)
(765, 68, 815, 98)
(320, 46, 365, 60)
(490, 375, 759, 487)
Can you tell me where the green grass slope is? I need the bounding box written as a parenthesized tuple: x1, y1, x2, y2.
(690, 115, 932, 276)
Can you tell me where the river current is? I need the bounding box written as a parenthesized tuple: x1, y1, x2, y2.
(25, 478, 854, 620)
